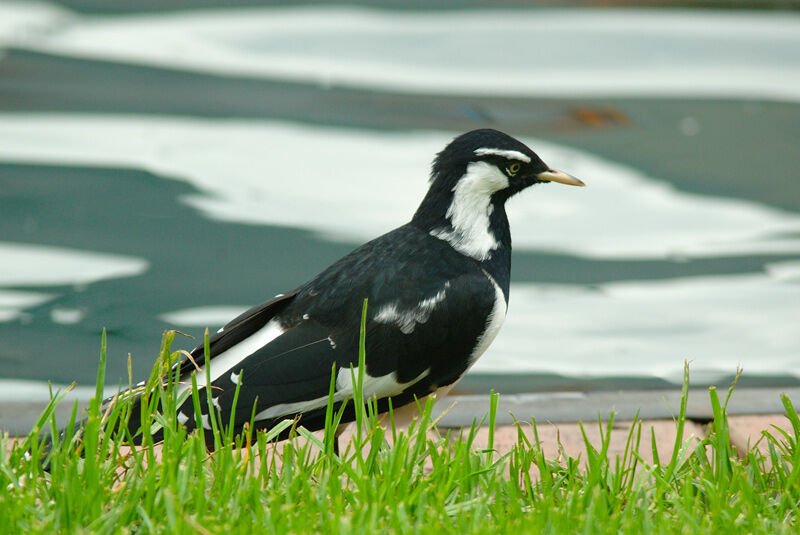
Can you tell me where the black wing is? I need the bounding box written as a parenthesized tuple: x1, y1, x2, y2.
(177, 288, 300, 377)
(174, 225, 500, 438)
(186, 282, 496, 435)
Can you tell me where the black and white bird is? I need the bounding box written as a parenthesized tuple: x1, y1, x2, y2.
(134, 129, 584, 445)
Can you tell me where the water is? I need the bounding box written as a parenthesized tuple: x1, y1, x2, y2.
(1, 2, 799, 395)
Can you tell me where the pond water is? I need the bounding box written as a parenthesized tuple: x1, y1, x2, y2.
(1, 2, 799, 395)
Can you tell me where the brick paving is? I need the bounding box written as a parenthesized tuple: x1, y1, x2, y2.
(330, 413, 794, 467)
(2, 413, 795, 483)
(3, 405, 796, 469)
(453, 414, 794, 464)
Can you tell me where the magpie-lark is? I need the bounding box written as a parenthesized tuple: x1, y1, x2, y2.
(130, 129, 584, 447)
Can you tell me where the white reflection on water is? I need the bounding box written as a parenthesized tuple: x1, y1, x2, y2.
(0, 4, 797, 383)
(483, 272, 800, 381)
(1, 116, 797, 376)
(0, 289, 54, 323)
(159, 306, 248, 327)
(157, 270, 800, 382)
(2, 114, 799, 261)
(766, 260, 800, 283)
(2, 5, 799, 102)
(0, 241, 149, 323)
(0, 241, 149, 286)
(0, 1, 70, 51)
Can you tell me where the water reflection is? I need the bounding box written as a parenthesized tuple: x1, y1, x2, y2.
(3, 115, 798, 260)
(491, 272, 800, 382)
(0, 241, 147, 324)
(0, 2, 798, 393)
(11, 6, 800, 101)
(0, 241, 148, 286)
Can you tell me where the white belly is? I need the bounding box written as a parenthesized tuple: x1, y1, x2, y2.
(341, 271, 508, 433)
(470, 270, 508, 365)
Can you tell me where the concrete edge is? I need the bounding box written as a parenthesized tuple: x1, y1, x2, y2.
(2, 387, 799, 436)
(431, 387, 800, 428)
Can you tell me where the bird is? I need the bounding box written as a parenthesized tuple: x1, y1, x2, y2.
(126, 128, 584, 450)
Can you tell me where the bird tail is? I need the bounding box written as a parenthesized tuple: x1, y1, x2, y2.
(30, 330, 233, 472)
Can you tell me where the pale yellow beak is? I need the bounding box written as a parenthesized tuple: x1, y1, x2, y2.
(537, 168, 585, 187)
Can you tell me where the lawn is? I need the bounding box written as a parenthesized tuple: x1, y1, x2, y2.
(1, 328, 798, 534)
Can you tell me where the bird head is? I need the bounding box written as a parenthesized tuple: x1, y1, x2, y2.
(412, 130, 584, 261)
(429, 129, 584, 199)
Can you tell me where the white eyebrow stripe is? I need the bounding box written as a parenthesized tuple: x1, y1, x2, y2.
(474, 148, 531, 163)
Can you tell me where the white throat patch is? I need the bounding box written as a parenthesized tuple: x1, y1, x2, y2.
(429, 161, 508, 261)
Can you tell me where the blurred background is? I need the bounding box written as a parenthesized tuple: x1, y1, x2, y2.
(1, 0, 799, 403)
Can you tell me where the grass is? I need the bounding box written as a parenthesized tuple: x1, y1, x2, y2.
(1, 319, 799, 533)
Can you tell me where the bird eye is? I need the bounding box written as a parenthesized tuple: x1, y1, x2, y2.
(507, 163, 521, 176)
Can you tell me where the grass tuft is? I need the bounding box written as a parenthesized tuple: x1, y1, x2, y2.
(1, 322, 799, 533)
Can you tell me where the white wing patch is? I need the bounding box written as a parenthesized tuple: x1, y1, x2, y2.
(177, 318, 285, 395)
(253, 366, 430, 422)
(335, 366, 430, 399)
(374, 283, 449, 334)
(474, 147, 531, 163)
(429, 161, 508, 261)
